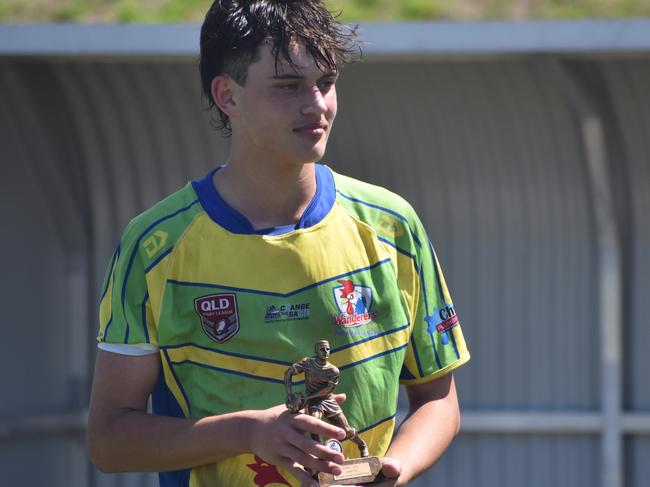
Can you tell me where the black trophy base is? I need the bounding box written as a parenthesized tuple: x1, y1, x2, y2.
(318, 456, 383, 486)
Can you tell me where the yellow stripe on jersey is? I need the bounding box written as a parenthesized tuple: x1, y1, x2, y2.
(163, 326, 410, 385)
(330, 327, 410, 370)
(161, 351, 191, 417)
(165, 345, 289, 383)
(168, 206, 390, 293)
(432, 251, 453, 305)
(377, 240, 420, 327)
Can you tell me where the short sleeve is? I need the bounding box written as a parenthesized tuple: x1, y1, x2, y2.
(97, 229, 157, 347)
(400, 219, 470, 385)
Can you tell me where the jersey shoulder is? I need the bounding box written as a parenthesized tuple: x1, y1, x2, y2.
(119, 183, 203, 265)
(331, 169, 425, 255)
(332, 171, 416, 219)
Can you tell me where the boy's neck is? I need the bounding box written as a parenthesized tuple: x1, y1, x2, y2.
(213, 156, 317, 230)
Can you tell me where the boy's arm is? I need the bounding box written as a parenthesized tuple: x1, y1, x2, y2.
(373, 373, 460, 487)
(87, 349, 346, 484)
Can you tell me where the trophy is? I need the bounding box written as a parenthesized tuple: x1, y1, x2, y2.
(284, 340, 383, 485)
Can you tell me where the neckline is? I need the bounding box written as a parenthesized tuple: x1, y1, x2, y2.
(191, 163, 336, 236)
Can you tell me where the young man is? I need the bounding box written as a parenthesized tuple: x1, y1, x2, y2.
(87, 1, 470, 486)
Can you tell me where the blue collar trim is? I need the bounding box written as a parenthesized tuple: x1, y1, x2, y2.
(191, 164, 336, 236)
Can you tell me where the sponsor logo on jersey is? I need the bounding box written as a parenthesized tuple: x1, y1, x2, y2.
(428, 304, 458, 345)
(194, 293, 239, 343)
(246, 455, 291, 487)
(142, 230, 169, 258)
(264, 302, 311, 322)
(332, 279, 377, 327)
(377, 214, 404, 238)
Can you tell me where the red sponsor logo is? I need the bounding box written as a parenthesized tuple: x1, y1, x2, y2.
(332, 279, 377, 328)
(333, 312, 377, 327)
(436, 315, 459, 334)
(246, 455, 291, 487)
(194, 293, 239, 343)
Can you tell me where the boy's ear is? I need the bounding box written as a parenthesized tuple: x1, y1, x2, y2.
(211, 75, 237, 118)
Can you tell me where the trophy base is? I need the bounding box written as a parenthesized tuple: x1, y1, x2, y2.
(318, 456, 383, 486)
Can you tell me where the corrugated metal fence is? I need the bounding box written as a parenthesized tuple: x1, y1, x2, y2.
(0, 21, 648, 487)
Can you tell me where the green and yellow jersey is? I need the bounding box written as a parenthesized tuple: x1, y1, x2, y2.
(97, 164, 470, 487)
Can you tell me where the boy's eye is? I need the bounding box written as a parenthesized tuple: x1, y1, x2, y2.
(276, 82, 299, 92)
(318, 80, 336, 91)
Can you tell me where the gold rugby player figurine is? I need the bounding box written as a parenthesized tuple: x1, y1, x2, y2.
(285, 340, 383, 485)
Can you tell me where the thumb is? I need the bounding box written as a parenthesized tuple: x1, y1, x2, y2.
(380, 456, 402, 479)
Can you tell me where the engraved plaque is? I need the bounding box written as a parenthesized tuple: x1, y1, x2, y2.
(318, 457, 382, 486)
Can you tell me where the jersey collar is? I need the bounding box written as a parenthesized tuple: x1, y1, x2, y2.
(192, 163, 336, 236)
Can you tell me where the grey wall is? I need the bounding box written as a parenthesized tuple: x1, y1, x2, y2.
(0, 23, 648, 487)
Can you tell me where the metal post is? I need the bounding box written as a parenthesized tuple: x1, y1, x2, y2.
(534, 59, 623, 487)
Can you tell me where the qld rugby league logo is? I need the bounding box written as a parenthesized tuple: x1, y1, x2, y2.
(194, 293, 239, 343)
(332, 279, 377, 327)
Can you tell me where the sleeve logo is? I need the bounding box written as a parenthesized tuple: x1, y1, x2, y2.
(377, 214, 404, 238)
(427, 304, 458, 346)
(142, 230, 169, 258)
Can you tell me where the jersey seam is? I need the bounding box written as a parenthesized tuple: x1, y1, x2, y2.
(152, 209, 206, 328)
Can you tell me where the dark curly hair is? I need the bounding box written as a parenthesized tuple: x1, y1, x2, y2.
(199, 0, 360, 135)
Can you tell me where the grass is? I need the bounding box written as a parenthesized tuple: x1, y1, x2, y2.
(0, 0, 649, 23)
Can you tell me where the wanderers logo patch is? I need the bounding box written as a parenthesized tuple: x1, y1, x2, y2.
(332, 279, 377, 327)
(194, 293, 239, 343)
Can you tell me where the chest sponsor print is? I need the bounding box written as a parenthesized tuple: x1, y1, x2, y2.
(194, 293, 240, 343)
(332, 279, 377, 327)
(264, 302, 311, 323)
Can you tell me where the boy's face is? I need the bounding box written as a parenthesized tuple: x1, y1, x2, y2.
(229, 41, 338, 166)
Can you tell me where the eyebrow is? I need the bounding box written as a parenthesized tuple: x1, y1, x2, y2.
(267, 71, 338, 80)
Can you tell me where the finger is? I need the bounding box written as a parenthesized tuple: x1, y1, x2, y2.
(291, 413, 346, 440)
(278, 457, 316, 487)
(332, 393, 347, 404)
(285, 443, 344, 476)
(286, 430, 345, 464)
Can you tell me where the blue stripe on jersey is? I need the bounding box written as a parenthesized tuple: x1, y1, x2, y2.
(173, 360, 286, 384)
(141, 291, 151, 343)
(120, 200, 200, 343)
(331, 323, 410, 353)
(100, 245, 120, 302)
(358, 413, 396, 435)
(410, 335, 426, 377)
(336, 191, 422, 248)
(167, 258, 392, 298)
(123, 322, 129, 344)
(419, 266, 443, 370)
(377, 237, 418, 268)
(104, 315, 114, 341)
(161, 342, 294, 367)
(339, 343, 408, 371)
(162, 349, 193, 417)
(145, 246, 173, 274)
(399, 363, 416, 381)
(152, 368, 191, 487)
(429, 242, 445, 301)
(158, 470, 190, 487)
